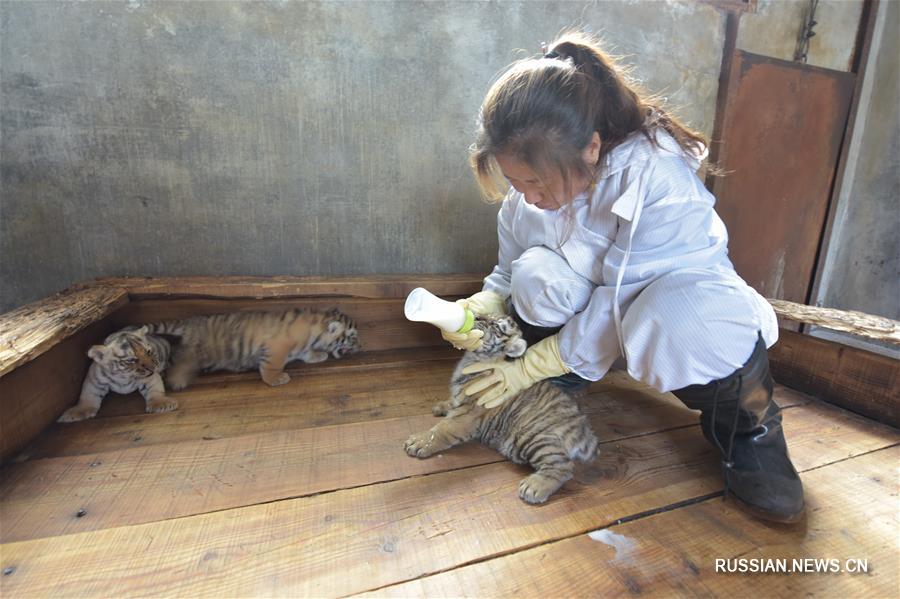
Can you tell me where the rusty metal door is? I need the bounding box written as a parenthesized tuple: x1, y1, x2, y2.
(711, 51, 855, 304)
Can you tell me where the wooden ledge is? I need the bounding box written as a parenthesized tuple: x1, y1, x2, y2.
(0, 276, 484, 378)
(0, 285, 128, 377)
(1, 274, 893, 475)
(769, 298, 900, 345)
(93, 275, 484, 301)
(2, 276, 897, 379)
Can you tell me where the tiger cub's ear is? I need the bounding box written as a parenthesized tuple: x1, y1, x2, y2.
(504, 338, 527, 359)
(326, 320, 344, 335)
(136, 325, 150, 335)
(88, 345, 107, 361)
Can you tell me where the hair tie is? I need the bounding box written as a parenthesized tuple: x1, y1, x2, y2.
(540, 42, 561, 60)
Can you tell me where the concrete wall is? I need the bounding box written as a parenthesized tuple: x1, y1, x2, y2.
(737, 0, 864, 71)
(1, 0, 724, 311)
(814, 0, 899, 356)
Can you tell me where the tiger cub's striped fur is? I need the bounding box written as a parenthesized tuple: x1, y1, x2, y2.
(404, 315, 598, 504)
(59, 325, 176, 422)
(148, 308, 360, 390)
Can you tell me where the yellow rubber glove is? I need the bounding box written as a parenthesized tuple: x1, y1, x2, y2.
(441, 327, 484, 351)
(461, 335, 569, 408)
(440, 291, 507, 351)
(463, 290, 508, 317)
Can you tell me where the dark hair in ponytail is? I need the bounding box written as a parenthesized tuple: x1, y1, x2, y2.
(471, 31, 710, 202)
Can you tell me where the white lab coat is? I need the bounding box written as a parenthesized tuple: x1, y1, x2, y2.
(482, 129, 778, 392)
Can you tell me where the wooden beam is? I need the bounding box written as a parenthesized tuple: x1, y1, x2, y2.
(705, 3, 742, 179)
(0, 285, 128, 377)
(770, 328, 899, 428)
(769, 298, 900, 344)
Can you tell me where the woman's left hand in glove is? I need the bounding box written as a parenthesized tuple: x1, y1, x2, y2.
(461, 335, 569, 409)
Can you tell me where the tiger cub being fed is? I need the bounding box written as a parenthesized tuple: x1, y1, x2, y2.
(59, 325, 177, 422)
(147, 308, 360, 390)
(404, 315, 599, 504)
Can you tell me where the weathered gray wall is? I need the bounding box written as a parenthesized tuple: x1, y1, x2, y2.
(1, 0, 724, 311)
(737, 0, 864, 71)
(814, 0, 899, 355)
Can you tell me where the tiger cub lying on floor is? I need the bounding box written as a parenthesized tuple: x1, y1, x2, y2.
(147, 308, 361, 390)
(404, 315, 598, 504)
(59, 325, 177, 422)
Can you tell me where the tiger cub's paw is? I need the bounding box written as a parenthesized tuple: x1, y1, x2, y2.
(165, 372, 191, 391)
(146, 395, 179, 414)
(58, 405, 99, 423)
(404, 431, 438, 458)
(303, 350, 329, 364)
(432, 400, 452, 416)
(518, 474, 561, 504)
(263, 372, 291, 387)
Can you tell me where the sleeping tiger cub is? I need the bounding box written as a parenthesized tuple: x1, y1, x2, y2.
(404, 315, 599, 504)
(147, 308, 360, 390)
(59, 325, 177, 422)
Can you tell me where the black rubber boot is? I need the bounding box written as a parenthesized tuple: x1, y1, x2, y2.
(509, 306, 591, 391)
(672, 334, 805, 523)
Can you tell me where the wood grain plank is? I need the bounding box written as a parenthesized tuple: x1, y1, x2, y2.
(0, 414, 497, 543)
(0, 285, 127, 377)
(0, 396, 870, 544)
(1, 371, 707, 541)
(0, 401, 893, 597)
(0, 428, 729, 598)
(367, 446, 899, 598)
(771, 328, 899, 427)
(22, 356, 458, 460)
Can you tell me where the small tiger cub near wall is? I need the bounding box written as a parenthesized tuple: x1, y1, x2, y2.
(147, 308, 361, 390)
(405, 315, 599, 504)
(59, 325, 177, 422)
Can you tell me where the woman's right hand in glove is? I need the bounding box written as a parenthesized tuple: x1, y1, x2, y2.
(463, 290, 508, 317)
(440, 291, 507, 351)
(441, 327, 484, 351)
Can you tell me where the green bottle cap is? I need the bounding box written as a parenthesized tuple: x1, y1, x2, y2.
(457, 309, 475, 334)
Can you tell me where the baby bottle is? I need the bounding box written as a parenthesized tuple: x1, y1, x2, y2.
(404, 288, 475, 333)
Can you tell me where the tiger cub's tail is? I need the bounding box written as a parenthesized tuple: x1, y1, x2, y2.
(567, 425, 600, 463)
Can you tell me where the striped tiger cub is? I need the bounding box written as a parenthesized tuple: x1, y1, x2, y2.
(59, 325, 176, 422)
(148, 308, 360, 390)
(404, 315, 599, 504)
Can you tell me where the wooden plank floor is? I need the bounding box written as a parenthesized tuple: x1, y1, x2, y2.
(0, 348, 897, 597)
